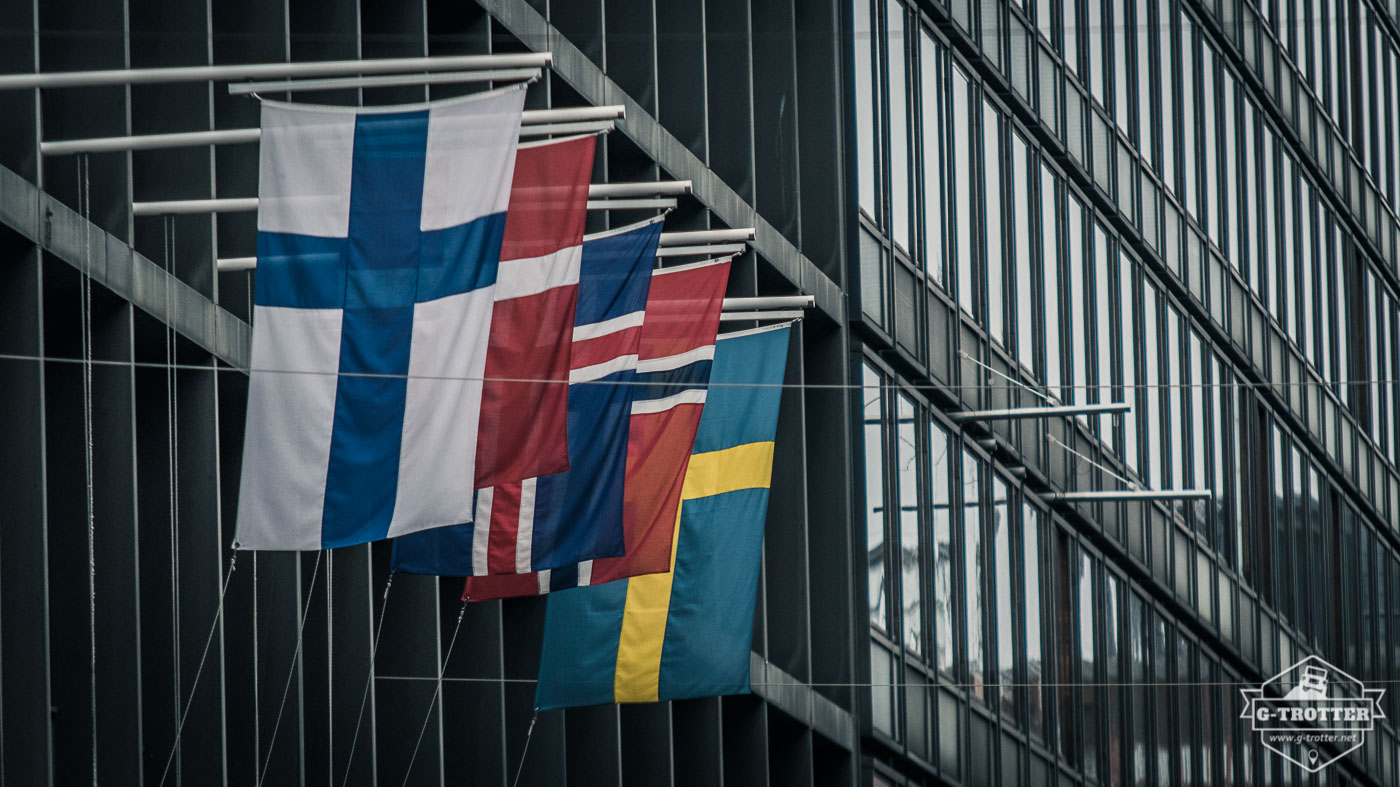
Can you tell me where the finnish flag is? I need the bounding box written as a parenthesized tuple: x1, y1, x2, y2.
(234, 86, 526, 551)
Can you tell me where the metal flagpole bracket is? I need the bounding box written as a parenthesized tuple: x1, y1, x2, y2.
(946, 402, 1130, 423)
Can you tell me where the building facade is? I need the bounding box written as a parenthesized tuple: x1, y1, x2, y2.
(0, 0, 1397, 785)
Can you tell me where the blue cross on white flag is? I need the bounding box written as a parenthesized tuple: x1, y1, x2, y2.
(234, 85, 527, 550)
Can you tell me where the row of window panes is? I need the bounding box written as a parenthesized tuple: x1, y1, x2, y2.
(856, 348, 1400, 722)
(855, 0, 1400, 513)
(862, 361, 1400, 780)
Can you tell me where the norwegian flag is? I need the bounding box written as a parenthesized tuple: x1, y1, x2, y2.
(462, 257, 730, 599)
(390, 217, 664, 575)
(473, 134, 595, 489)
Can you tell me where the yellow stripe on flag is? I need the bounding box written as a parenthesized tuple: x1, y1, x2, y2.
(680, 442, 775, 501)
(612, 440, 777, 703)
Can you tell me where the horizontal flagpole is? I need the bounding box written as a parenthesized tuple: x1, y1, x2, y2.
(582, 197, 675, 210)
(225, 68, 539, 95)
(657, 228, 754, 246)
(41, 105, 626, 157)
(0, 52, 554, 91)
(721, 295, 813, 310)
(718, 310, 804, 322)
(587, 180, 689, 198)
(655, 243, 747, 258)
(947, 402, 1130, 423)
(1049, 490, 1214, 502)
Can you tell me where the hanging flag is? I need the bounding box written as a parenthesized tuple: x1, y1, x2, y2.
(463, 257, 730, 598)
(234, 86, 526, 551)
(474, 134, 595, 488)
(532, 322, 791, 709)
(391, 217, 664, 575)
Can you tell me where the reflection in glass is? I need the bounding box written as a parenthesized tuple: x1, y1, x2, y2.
(1087, 0, 1104, 105)
(1129, 594, 1148, 786)
(1136, 0, 1153, 170)
(897, 395, 921, 654)
(994, 477, 1015, 717)
(1161, 7, 1176, 193)
(931, 423, 954, 674)
(963, 450, 985, 702)
(1023, 505, 1045, 740)
(1080, 553, 1098, 781)
(1202, 44, 1219, 246)
(1189, 331, 1207, 533)
(1105, 574, 1123, 787)
(863, 364, 887, 630)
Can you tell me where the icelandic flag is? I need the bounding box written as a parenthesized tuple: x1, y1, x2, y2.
(390, 217, 665, 575)
(474, 134, 596, 488)
(534, 322, 792, 709)
(233, 86, 526, 551)
(463, 257, 731, 599)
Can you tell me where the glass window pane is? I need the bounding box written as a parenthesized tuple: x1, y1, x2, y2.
(1080, 552, 1098, 781)
(1203, 44, 1219, 246)
(1043, 166, 1063, 399)
(994, 477, 1014, 715)
(897, 394, 921, 653)
(954, 67, 976, 317)
(1069, 195, 1087, 409)
(1088, 0, 1105, 104)
(1065, 0, 1079, 77)
(1182, 13, 1197, 219)
(964, 450, 985, 702)
(1014, 134, 1035, 373)
(921, 31, 945, 284)
(887, 0, 911, 251)
(1161, 8, 1176, 193)
(984, 100, 1004, 344)
(1105, 575, 1123, 787)
(931, 423, 955, 674)
(855, 0, 878, 217)
(863, 364, 888, 630)
(1121, 251, 1138, 473)
(1095, 224, 1114, 448)
(1024, 505, 1045, 739)
(1136, 0, 1154, 169)
(1144, 286, 1162, 489)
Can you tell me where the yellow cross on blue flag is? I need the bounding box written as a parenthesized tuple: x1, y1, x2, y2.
(533, 321, 792, 709)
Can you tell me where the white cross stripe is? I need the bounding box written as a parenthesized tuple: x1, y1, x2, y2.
(516, 477, 536, 573)
(471, 488, 493, 576)
(577, 560, 593, 587)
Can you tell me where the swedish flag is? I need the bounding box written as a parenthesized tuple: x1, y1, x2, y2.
(534, 322, 791, 709)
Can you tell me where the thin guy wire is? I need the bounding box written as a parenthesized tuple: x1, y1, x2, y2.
(79, 154, 99, 785)
(510, 712, 539, 787)
(1046, 433, 1139, 489)
(255, 550, 324, 787)
(399, 602, 468, 787)
(370, 674, 1400, 689)
(157, 553, 239, 787)
(3, 351, 1398, 392)
(959, 350, 1051, 403)
(337, 570, 396, 787)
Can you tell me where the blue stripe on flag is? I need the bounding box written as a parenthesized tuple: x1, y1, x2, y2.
(417, 213, 507, 302)
(321, 305, 414, 547)
(320, 110, 429, 547)
(254, 233, 348, 309)
(575, 223, 661, 325)
(632, 360, 713, 403)
(527, 367, 632, 569)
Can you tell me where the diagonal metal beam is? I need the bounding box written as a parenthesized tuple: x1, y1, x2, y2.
(475, 0, 844, 325)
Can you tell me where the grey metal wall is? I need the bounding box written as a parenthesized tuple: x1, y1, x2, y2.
(0, 0, 858, 784)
